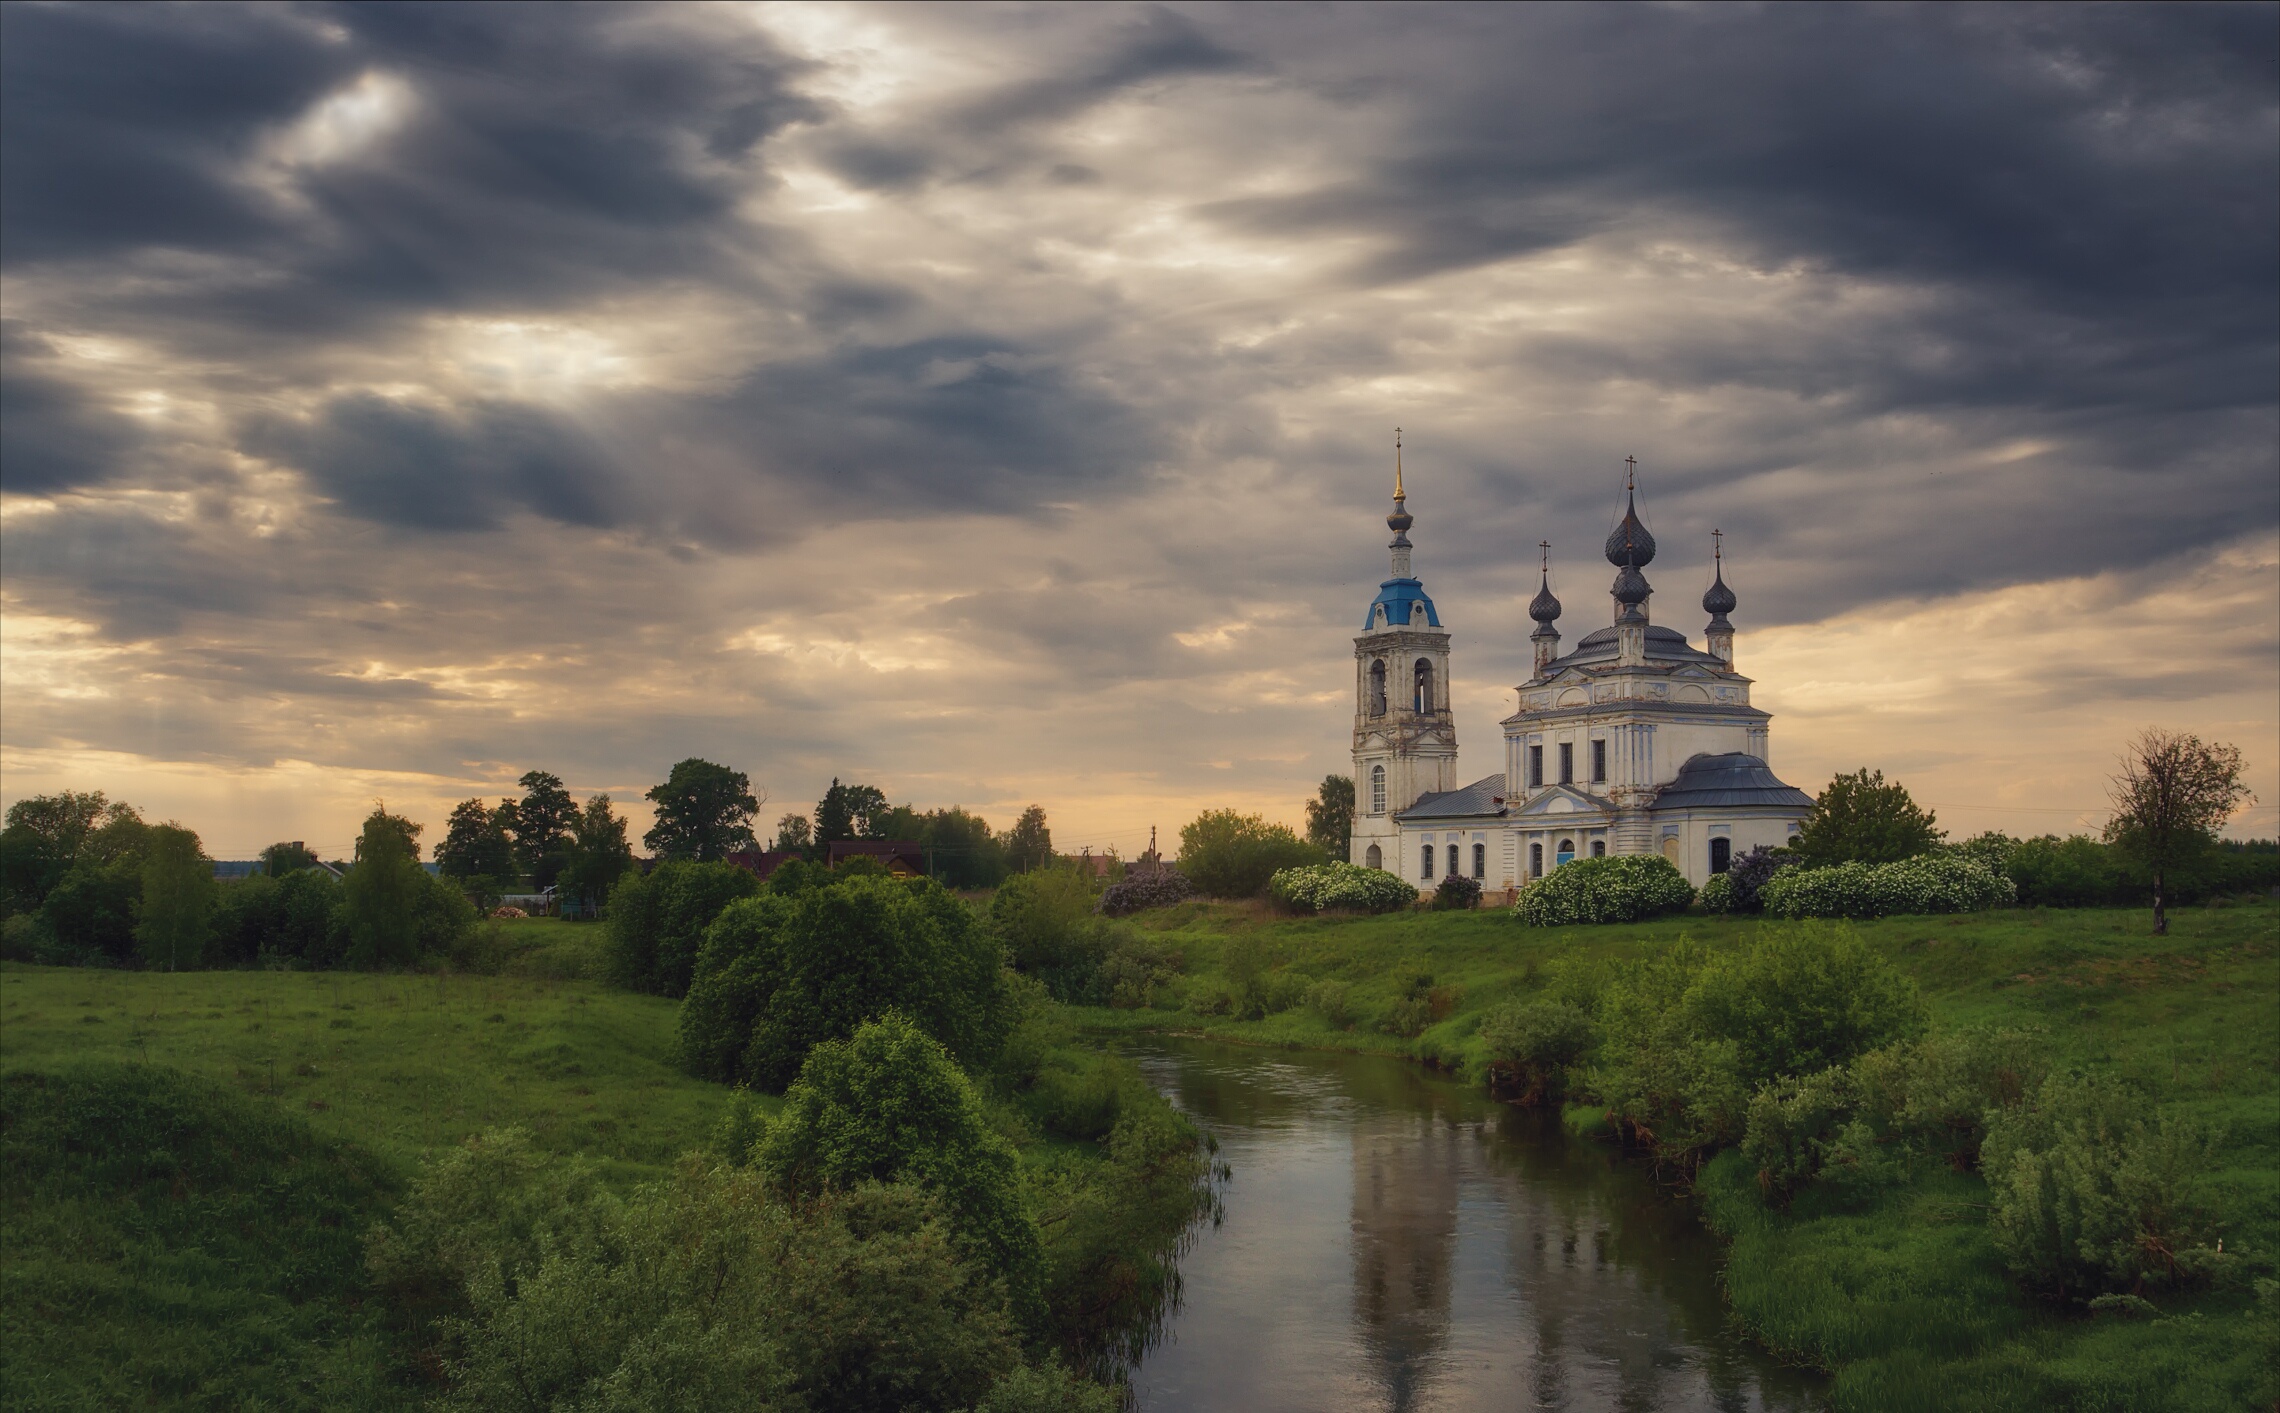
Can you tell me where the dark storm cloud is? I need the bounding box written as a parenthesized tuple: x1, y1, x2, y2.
(0, 324, 145, 493)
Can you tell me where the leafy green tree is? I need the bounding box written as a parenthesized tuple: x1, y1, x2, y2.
(137, 823, 215, 971)
(2103, 729, 2253, 935)
(773, 812, 814, 854)
(1003, 805, 1052, 874)
(39, 861, 141, 963)
(259, 840, 321, 878)
(1478, 1000, 1595, 1106)
(2006, 835, 2132, 908)
(1176, 809, 1324, 898)
(679, 875, 1010, 1090)
(988, 868, 1109, 1002)
(1, 790, 118, 914)
(1792, 768, 1942, 866)
(815, 779, 889, 846)
(757, 1013, 1045, 1327)
(559, 794, 635, 917)
(436, 798, 515, 882)
(508, 771, 578, 885)
(869, 803, 925, 841)
(604, 859, 758, 997)
(918, 807, 1006, 889)
(646, 759, 760, 861)
(1304, 775, 1355, 857)
(1682, 923, 1927, 1088)
(343, 806, 426, 968)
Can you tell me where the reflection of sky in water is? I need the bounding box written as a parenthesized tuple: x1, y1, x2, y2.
(1126, 1044, 1825, 1413)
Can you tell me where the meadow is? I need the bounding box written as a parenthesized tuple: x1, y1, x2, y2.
(1073, 896, 2280, 1412)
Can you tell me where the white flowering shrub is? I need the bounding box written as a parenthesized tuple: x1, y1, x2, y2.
(1698, 873, 1736, 913)
(1267, 862, 1418, 914)
(1760, 854, 2014, 920)
(1513, 855, 1693, 927)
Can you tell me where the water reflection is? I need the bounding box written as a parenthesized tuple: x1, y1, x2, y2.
(1124, 1040, 1824, 1413)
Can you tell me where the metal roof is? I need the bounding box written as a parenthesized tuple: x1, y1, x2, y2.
(1362, 577, 1442, 631)
(1651, 753, 1812, 811)
(1395, 774, 1510, 820)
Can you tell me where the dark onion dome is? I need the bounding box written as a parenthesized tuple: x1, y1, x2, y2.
(1703, 563, 1736, 617)
(1612, 563, 1650, 607)
(1603, 483, 1656, 568)
(1528, 569, 1562, 624)
(1387, 498, 1413, 534)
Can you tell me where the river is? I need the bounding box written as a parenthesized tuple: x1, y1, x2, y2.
(1121, 1038, 1826, 1413)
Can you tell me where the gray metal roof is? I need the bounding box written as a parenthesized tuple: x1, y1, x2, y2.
(1548, 623, 1726, 670)
(1395, 773, 1511, 820)
(1651, 753, 1812, 811)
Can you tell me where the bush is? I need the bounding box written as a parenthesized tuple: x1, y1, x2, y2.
(1177, 810, 1324, 898)
(2006, 835, 2134, 908)
(1430, 873, 1482, 911)
(1983, 1072, 2228, 1298)
(1099, 932, 1183, 1009)
(1301, 978, 1354, 1028)
(1759, 854, 2013, 919)
(1267, 862, 1417, 915)
(604, 860, 760, 998)
(1513, 855, 1693, 927)
(1701, 846, 1790, 914)
(679, 875, 1010, 1091)
(990, 869, 1110, 1003)
(1094, 870, 1195, 916)
(1478, 1000, 1594, 1105)
(1698, 872, 1735, 913)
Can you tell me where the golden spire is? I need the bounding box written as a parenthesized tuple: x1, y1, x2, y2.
(1395, 427, 1405, 501)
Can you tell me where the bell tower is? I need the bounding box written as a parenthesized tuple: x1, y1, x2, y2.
(1351, 430, 1457, 868)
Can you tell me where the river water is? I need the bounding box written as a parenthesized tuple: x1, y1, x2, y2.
(1122, 1039, 1826, 1413)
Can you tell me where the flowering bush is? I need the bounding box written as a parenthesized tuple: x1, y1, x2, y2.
(1513, 855, 1693, 927)
(1093, 869, 1197, 917)
(1699, 847, 1793, 915)
(1266, 862, 1418, 914)
(1697, 873, 1735, 913)
(1430, 874, 1483, 911)
(1759, 854, 2013, 920)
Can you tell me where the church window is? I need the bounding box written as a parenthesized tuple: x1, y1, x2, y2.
(1447, 843, 1460, 877)
(1556, 838, 1575, 867)
(1559, 742, 1573, 784)
(1529, 842, 1543, 877)
(1472, 843, 1485, 879)
(1368, 660, 1387, 716)
(1365, 843, 1382, 870)
(1421, 844, 1435, 879)
(1528, 745, 1544, 788)
(1591, 839, 1606, 858)
(1710, 837, 1732, 874)
(1370, 765, 1386, 815)
(1592, 739, 1607, 783)
(1413, 659, 1434, 714)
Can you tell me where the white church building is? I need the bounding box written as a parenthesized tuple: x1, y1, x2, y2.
(1348, 453, 1811, 894)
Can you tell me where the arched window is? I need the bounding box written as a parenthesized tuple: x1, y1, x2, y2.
(1447, 843, 1460, 878)
(1365, 843, 1383, 870)
(1710, 837, 1732, 874)
(1472, 843, 1485, 879)
(1591, 839, 1606, 858)
(1413, 659, 1434, 714)
(1556, 838, 1575, 867)
(1367, 659, 1387, 716)
(1370, 764, 1387, 815)
(1529, 842, 1543, 877)
(1421, 843, 1435, 879)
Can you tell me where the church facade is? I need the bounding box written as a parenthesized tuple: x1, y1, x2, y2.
(1348, 455, 1811, 894)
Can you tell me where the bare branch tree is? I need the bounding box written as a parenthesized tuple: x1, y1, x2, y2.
(2103, 729, 2253, 935)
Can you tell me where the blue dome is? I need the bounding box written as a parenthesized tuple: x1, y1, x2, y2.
(1363, 578, 1441, 630)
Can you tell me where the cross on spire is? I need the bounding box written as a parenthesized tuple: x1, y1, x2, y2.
(1395, 427, 1405, 500)
(1624, 454, 1637, 490)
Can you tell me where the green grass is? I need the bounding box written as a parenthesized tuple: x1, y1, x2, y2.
(0, 962, 738, 1182)
(1075, 897, 2280, 1412)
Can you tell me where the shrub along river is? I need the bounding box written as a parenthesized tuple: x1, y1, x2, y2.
(1120, 1038, 1827, 1413)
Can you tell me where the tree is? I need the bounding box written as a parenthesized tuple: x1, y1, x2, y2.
(1304, 775, 1356, 857)
(137, 823, 215, 971)
(919, 807, 1007, 890)
(757, 1013, 1044, 1327)
(2104, 729, 2253, 935)
(603, 858, 757, 997)
(509, 771, 578, 885)
(814, 779, 889, 846)
(1791, 768, 1942, 866)
(259, 841, 321, 878)
(559, 794, 635, 918)
(1003, 805, 1052, 874)
(40, 860, 141, 963)
(988, 868, 1109, 1002)
(343, 806, 426, 968)
(644, 759, 761, 861)
(436, 799, 516, 883)
(1177, 809, 1324, 898)
(774, 812, 814, 853)
(1, 790, 115, 914)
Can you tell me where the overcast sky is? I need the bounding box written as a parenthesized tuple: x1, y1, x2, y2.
(4, 1, 2275, 858)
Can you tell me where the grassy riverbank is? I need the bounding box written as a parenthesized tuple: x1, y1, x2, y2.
(1072, 898, 2280, 1412)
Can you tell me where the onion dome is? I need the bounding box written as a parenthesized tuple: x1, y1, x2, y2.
(1703, 564, 1736, 618)
(1529, 573, 1562, 624)
(1603, 479, 1656, 568)
(1613, 563, 1650, 608)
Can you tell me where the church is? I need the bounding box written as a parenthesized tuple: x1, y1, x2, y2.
(1347, 449, 1812, 894)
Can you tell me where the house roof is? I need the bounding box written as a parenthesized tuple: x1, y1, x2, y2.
(1651, 753, 1813, 811)
(1395, 774, 1509, 820)
(1545, 622, 1727, 671)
